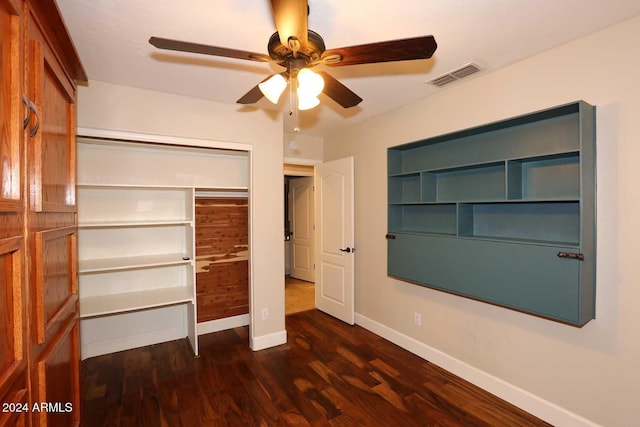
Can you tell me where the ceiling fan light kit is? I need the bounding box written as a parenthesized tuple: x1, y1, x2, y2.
(149, 0, 437, 128)
(297, 68, 324, 96)
(296, 67, 324, 110)
(257, 65, 324, 111)
(258, 73, 288, 103)
(297, 93, 320, 111)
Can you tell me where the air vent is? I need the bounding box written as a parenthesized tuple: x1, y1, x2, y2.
(429, 74, 457, 87)
(428, 63, 481, 87)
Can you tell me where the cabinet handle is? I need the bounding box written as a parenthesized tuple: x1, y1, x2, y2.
(27, 101, 40, 137)
(557, 251, 584, 261)
(22, 94, 31, 130)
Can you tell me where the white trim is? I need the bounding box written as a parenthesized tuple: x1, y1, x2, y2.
(248, 150, 256, 348)
(80, 327, 185, 360)
(77, 127, 253, 152)
(197, 314, 250, 335)
(250, 329, 287, 351)
(195, 190, 249, 198)
(354, 313, 600, 427)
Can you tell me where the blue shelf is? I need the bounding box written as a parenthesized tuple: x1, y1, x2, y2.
(387, 101, 596, 326)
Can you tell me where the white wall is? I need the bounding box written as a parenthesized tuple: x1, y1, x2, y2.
(77, 80, 286, 348)
(325, 15, 640, 427)
(283, 131, 324, 163)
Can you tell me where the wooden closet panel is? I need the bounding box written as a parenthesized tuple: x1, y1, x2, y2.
(0, 237, 23, 375)
(0, 385, 28, 427)
(0, 0, 84, 423)
(0, 236, 27, 408)
(196, 261, 249, 322)
(27, 12, 76, 213)
(0, 0, 22, 211)
(33, 226, 77, 344)
(39, 63, 75, 209)
(195, 198, 248, 323)
(0, 245, 16, 375)
(32, 317, 80, 427)
(0, 0, 27, 421)
(195, 198, 248, 257)
(25, 2, 83, 424)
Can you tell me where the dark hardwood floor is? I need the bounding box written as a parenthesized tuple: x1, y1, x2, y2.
(81, 310, 550, 426)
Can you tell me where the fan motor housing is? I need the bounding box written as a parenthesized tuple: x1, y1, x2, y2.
(268, 30, 326, 67)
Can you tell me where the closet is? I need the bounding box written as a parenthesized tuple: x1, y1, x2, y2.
(1, 0, 85, 425)
(76, 137, 250, 359)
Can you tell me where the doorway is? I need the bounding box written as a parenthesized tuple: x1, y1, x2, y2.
(284, 164, 316, 314)
(283, 157, 355, 324)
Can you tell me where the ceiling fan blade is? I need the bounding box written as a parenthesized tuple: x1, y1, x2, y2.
(317, 71, 363, 108)
(236, 84, 265, 105)
(322, 36, 437, 67)
(149, 37, 271, 62)
(270, 0, 309, 49)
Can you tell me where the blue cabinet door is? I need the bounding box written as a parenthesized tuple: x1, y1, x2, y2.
(388, 233, 586, 324)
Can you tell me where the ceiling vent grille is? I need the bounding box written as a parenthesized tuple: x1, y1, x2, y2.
(428, 63, 481, 87)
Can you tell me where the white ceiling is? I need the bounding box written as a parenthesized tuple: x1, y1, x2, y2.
(56, 0, 640, 138)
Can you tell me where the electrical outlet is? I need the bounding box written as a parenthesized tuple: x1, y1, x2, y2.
(261, 308, 269, 320)
(414, 312, 422, 326)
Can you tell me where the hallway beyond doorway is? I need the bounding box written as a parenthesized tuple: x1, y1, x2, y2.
(285, 275, 314, 314)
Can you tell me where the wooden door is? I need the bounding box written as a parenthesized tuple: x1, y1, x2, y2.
(25, 3, 81, 425)
(314, 157, 355, 324)
(0, 1, 29, 426)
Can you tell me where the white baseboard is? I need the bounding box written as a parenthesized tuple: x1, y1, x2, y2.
(250, 329, 287, 351)
(197, 314, 250, 335)
(354, 313, 599, 427)
(81, 326, 185, 360)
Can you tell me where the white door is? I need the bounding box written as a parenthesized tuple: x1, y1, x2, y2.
(289, 177, 315, 282)
(314, 157, 355, 324)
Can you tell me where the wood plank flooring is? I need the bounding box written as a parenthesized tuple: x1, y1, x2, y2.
(285, 275, 315, 315)
(81, 310, 550, 426)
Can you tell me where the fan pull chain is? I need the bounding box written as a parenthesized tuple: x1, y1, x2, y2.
(289, 75, 300, 133)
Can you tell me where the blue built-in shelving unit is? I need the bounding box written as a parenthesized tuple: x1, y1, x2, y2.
(387, 101, 596, 326)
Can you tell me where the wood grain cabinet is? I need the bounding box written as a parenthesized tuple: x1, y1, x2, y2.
(1, 0, 85, 425)
(387, 101, 596, 326)
(1, 2, 29, 425)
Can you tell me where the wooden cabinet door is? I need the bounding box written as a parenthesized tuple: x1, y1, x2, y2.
(0, 1, 29, 425)
(26, 9, 77, 213)
(0, 237, 28, 427)
(0, 0, 23, 211)
(25, 4, 80, 426)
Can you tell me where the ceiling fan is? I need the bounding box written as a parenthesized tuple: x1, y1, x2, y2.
(149, 0, 437, 112)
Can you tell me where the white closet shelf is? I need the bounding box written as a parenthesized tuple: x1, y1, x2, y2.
(78, 183, 248, 191)
(79, 253, 192, 273)
(79, 286, 194, 318)
(78, 220, 193, 228)
(77, 183, 194, 189)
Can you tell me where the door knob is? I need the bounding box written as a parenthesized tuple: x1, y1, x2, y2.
(339, 247, 352, 253)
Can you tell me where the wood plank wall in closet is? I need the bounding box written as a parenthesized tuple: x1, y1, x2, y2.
(195, 197, 249, 323)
